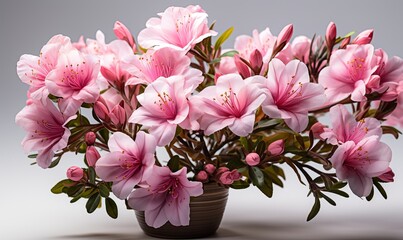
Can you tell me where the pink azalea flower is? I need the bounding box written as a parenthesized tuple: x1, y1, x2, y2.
(329, 136, 392, 197)
(138, 6, 216, 51)
(125, 47, 203, 94)
(127, 166, 203, 228)
(261, 59, 326, 132)
(45, 48, 100, 115)
(66, 166, 84, 181)
(17, 34, 72, 101)
(385, 90, 403, 128)
(320, 104, 382, 145)
(193, 74, 266, 136)
(15, 99, 74, 168)
(95, 131, 157, 199)
(318, 44, 379, 103)
(129, 76, 190, 146)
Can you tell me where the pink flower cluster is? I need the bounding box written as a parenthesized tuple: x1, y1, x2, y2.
(15, 5, 402, 227)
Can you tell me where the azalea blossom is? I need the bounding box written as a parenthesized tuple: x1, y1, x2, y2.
(318, 44, 379, 103)
(95, 131, 157, 199)
(17, 35, 72, 101)
(128, 166, 203, 228)
(138, 5, 216, 51)
(129, 76, 189, 146)
(125, 47, 203, 94)
(320, 104, 382, 145)
(45, 48, 100, 115)
(193, 73, 266, 136)
(261, 59, 326, 132)
(329, 136, 391, 197)
(15, 99, 74, 168)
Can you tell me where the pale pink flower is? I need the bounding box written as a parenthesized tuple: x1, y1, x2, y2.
(352, 29, 374, 45)
(267, 139, 285, 156)
(17, 34, 72, 101)
(261, 59, 325, 132)
(385, 90, 403, 128)
(95, 131, 157, 199)
(138, 6, 216, 51)
(320, 104, 382, 145)
(245, 153, 260, 166)
(45, 48, 100, 115)
(66, 166, 84, 181)
(15, 99, 74, 168)
(329, 136, 391, 197)
(126, 47, 203, 94)
(129, 76, 190, 146)
(193, 74, 266, 136)
(82, 30, 107, 56)
(310, 122, 326, 139)
(128, 167, 203, 228)
(289, 36, 312, 63)
(318, 44, 379, 103)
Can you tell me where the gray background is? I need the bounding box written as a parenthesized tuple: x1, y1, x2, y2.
(1, 0, 403, 239)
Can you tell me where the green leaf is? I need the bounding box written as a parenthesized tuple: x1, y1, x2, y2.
(220, 50, 238, 58)
(105, 197, 118, 219)
(250, 167, 273, 198)
(381, 126, 401, 139)
(374, 180, 388, 199)
(230, 180, 250, 189)
(366, 187, 374, 201)
(214, 26, 234, 51)
(51, 179, 75, 194)
(307, 196, 321, 221)
(255, 141, 267, 156)
(66, 185, 85, 197)
(98, 183, 110, 198)
(98, 128, 110, 144)
(48, 156, 61, 169)
(86, 193, 101, 214)
(167, 155, 181, 172)
(88, 167, 96, 184)
(319, 192, 336, 206)
(70, 195, 82, 203)
(331, 181, 348, 190)
(327, 189, 349, 198)
(28, 154, 38, 159)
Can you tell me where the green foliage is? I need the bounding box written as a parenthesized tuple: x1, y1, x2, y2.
(214, 26, 234, 52)
(105, 198, 118, 219)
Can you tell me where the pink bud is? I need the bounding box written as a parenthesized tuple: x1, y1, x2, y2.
(276, 24, 293, 48)
(229, 169, 241, 181)
(310, 122, 325, 139)
(249, 49, 263, 74)
(353, 29, 374, 45)
(216, 167, 229, 176)
(219, 172, 234, 185)
(85, 132, 97, 146)
(86, 146, 101, 167)
(100, 66, 117, 83)
(268, 139, 285, 156)
(339, 36, 350, 49)
(378, 168, 395, 182)
(325, 22, 337, 49)
(66, 166, 84, 181)
(110, 101, 126, 127)
(245, 152, 260, 166)
(195, 170, 209, 182)
(204, 164, 216, 175)
(94, 99, 110, 122)
(234, 55, 251, 79)
(113, 21, 136, 51)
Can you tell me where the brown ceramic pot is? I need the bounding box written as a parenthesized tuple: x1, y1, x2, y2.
(135, 183, 229, 239)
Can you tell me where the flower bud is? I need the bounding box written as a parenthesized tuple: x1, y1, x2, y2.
(276, 24, 293, 49)
(378, 168, 395, 182)
(113, 21, 136, 51)
(66, 166, 84, 181)
(311, 122, 325, 139)
(219, 169, 241, 185)
(86, 146, 101, 167)
(216, 167, 229, 176)
(234, 55, 251, 79)
(110, 101, 126, 128)
(245, 152, 260, 166)
(325, 22, 337, 50)
(339, 36, 351, 49)
(94, 99, 110, 122)
(195, 170, 209, 182)
(268, 139, 285, 156)
(85, 132, 97, 146)
(353, 29, 374, 45)
(204, 164, 216, 175)
(249, 49, 263, 74)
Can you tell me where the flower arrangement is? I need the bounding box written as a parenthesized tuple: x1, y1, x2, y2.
(16, 4, 402, 230)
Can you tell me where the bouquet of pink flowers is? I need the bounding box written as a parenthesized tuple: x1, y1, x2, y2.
(16, 5, 402, 228)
